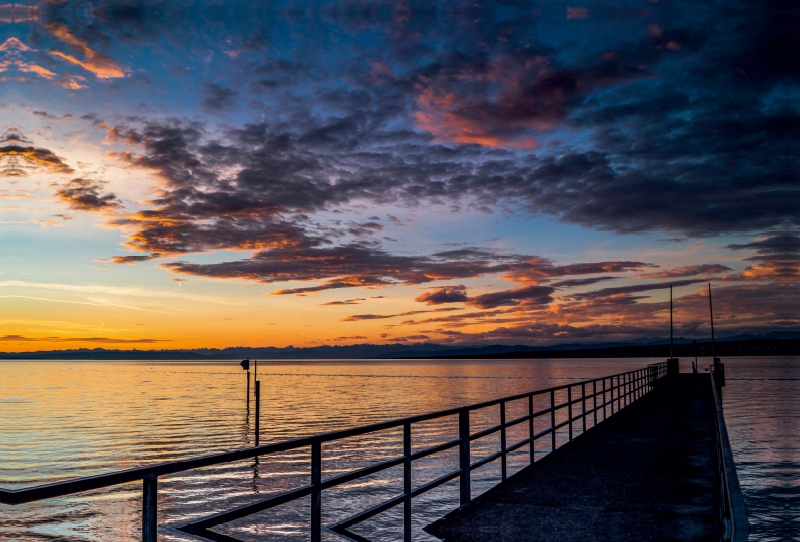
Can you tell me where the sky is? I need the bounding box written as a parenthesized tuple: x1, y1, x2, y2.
(0, 0, 797, 351)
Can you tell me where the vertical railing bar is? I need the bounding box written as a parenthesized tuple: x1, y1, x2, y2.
(593, 380, 597, 426)
(142, 473, 157, 542)
(640, 369, 644, 398)
(528, 394, 534, 464)
(459, 409, 470, 506)
(639, 369, 643, 398)
(622, 374, 631, 408)
(311, 442, 322, 542)
(403, 422, 411, 542)
(581, 382, 586, 434)
(500, 401, 507, 481)
(610, 377, 615, 416)
(550, 389, 556, 452)
(603, 378, 607, 420)
(624, 374, 628, 407)
(567, 386, 573, 441)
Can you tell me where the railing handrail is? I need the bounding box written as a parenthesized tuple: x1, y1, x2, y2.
(709, 369, 749, 542)
(0, 365, 657, 504)
(1, 362, 668, 542)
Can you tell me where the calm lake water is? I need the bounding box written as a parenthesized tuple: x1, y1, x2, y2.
(0, 357, 796, 541)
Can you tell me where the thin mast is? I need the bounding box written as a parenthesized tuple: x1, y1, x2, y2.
(670, 284, 673, 359)
(708, 283, 716, 359)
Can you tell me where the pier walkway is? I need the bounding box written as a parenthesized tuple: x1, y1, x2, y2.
(426, 374, 723, 542)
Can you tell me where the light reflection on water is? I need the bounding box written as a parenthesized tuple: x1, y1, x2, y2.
(0, 357, 796, 541)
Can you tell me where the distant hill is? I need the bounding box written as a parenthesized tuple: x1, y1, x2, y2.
(1, 330, 799, 360)
(410, 338, 800, 360)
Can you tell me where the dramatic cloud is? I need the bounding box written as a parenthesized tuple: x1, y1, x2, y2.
(0, 132, 73, 176)
(201, 82, 238, 111)
(56, 178, 120, 212)
(641, 264, 733, 279)
(467, 285, 556, 309)
(320, 298, 366, 306)
(0, 335, 167, 343)
(415, 285, 468, 305)
(342, 307, 461, 322)
(728, 232, 800, 280)
(4, 0, 796, 347)
(571, 278, 712, 300)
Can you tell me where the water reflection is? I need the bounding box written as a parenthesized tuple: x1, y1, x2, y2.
(1, 358, 796, 540)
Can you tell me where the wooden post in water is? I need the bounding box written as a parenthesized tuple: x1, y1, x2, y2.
(255, 381, 261, 446)
(240, 358, 251, 412)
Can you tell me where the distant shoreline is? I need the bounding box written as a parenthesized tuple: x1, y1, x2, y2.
(408, 338, 800, 360)
(1, 337, 797, 360)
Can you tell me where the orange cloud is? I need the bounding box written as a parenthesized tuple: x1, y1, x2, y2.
(18, 62, 56, 79)
(45, 23, 126, 79)
(415, 86, 539, 149)
(0, 37, 31, 51)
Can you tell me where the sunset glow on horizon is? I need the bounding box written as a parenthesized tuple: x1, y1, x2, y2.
(0, 0, 797, 352)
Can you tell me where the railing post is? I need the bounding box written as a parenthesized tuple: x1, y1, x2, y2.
(567, 386, 573, 441)
(550, 389, 556, 452)
(311, 442, 321, 542)
(528, 394, 534, 464)
(142, 473, 157, 542)
(593, 380, 597, 426)
(403, 422, 411, 542)
(581, 383, 586, 433)
(602, 378, 607, 420)
(500, 401, 507, 481)
(458, 409, 470, 506)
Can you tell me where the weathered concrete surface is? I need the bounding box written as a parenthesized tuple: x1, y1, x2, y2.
(426, 374, 719, 542)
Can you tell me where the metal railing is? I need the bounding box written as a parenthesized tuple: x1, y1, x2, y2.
(0, 362, 667, 542)
(709, 369, 749, 542)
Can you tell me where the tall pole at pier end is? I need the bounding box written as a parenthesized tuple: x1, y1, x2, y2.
(708, 283, 716, 360)
(708, 283, 725, 387)
(666, 284, 679, 376)
(670, 284, 673, 360)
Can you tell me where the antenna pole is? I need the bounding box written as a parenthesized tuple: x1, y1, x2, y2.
(708, 283, 716, 360)
(670, 284, 673, 359)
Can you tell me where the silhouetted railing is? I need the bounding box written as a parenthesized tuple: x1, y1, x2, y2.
(709, 369, 749, 542)
(0, 363, 668, 542)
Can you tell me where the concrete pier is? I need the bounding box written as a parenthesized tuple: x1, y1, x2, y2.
(426, 374, 721, 542)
